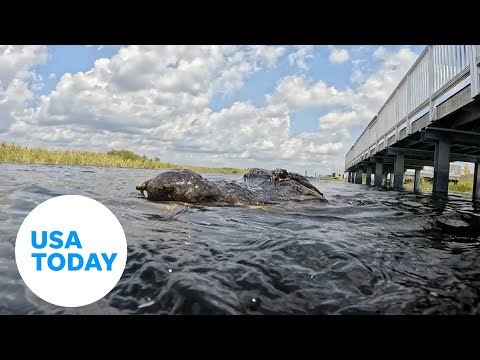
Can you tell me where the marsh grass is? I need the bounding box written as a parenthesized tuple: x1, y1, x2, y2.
(403, 175, 474, 194)
(0, 143, 248, 174)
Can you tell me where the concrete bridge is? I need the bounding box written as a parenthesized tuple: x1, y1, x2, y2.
(344, 45, 480, 200)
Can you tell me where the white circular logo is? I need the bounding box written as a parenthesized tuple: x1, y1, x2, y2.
(15, 195, 127, 308)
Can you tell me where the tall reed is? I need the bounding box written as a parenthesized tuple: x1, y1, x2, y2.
(0, 143, 248, 174)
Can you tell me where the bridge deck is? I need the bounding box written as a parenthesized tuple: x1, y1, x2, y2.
(344, 45, 480, 199)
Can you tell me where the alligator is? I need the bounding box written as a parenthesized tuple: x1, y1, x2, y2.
(136, 168, 327, 205)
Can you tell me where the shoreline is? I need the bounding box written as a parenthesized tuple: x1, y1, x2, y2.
(0, 143, 248, 175)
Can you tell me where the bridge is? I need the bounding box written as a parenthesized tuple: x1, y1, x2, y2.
(344, 45, 480, 200)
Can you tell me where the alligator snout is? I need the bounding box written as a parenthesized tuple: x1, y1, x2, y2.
(136, 182, 147, 197)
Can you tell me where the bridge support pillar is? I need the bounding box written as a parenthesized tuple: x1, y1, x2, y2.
(366, 164, 372, 186)
(374, 162, 383, 187)
(474, 162, 480, 201)
(383, 173, 388, 187)
(414, 169, 421, 192)
(393, 153, 405, 189)
(347, 172, 352, 183)
(355, 169, 363, 184)
(432, 139, 451, 195)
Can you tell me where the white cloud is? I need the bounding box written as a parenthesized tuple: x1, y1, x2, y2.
(318, 111, 366, 130)
(49, 73, 56, 79)
(30, 46, 287, 133)
(350, 59, 367, 85)
(0, 45, 48, 132)
(85, 45, 121, 51)
(288, 45, 314, 70)
(320, 47, 417, 127)
(264, 46, 418, 169)
(266, 75, 355, 111)
(329, 47, 350, 64)
(251, 45, 286, 67)
(2, 45, 422, 174)
(356, 46, 417, 110)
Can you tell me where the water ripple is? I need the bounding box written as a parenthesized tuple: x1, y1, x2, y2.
(1, 163, 479, 314)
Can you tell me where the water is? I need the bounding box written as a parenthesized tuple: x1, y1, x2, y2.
(1, 163, 480, 315)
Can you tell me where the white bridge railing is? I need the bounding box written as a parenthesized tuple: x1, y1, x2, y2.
(345, 45, 480, 170)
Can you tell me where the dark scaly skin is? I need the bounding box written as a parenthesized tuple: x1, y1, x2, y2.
(137, 169, 223, 203)
(245, 168, 326, 201)
(282, 171, 324, 197)
(137, 168, 327, 205)
(245, 168, 323, 196)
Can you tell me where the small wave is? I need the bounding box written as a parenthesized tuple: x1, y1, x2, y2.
(2, 163, 480, 314)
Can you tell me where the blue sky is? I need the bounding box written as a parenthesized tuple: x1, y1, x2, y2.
(35, 46, 122, 93)
(0, 45, 428, 174)
(34, 45, 425, 138)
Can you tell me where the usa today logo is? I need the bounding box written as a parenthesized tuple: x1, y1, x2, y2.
(15, 195, 127, 308)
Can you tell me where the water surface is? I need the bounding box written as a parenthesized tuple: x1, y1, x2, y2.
(1, 163, 479, 314)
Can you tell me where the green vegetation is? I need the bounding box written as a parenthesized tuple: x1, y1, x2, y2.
(403, 175, 474, 194)
(0, 142, 248, 174)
